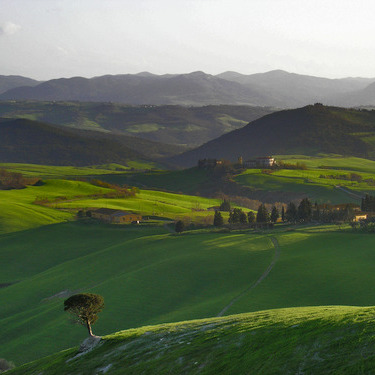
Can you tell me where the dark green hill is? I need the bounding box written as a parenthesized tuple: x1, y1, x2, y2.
(0, 101, 274, 147)
(169, 104, 375, 167)
(0, 118, 180, 166)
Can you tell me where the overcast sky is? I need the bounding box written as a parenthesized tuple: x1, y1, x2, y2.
(1, 0, 375, 80)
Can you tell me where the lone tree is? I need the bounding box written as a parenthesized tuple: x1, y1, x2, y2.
(64, 293, 104, 336)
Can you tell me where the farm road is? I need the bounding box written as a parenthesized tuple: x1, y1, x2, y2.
(335, 185, 364, 200)
(217, 236, 280, 317)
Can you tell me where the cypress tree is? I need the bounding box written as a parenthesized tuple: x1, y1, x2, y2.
(270, 206, 279, 223)
(213, 211, 224, 226)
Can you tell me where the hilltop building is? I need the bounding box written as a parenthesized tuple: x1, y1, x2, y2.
(244, 156, 275, 168)
(90, 208, 142, 224)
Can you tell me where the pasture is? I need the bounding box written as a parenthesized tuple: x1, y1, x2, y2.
(1, 222, 375, 366)
(10, 305, 375, 374)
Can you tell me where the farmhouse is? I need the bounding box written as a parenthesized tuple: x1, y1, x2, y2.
(244, 156, 275, 168)
(90, 208, 142, 224)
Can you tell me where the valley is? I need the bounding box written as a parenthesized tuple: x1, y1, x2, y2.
(2, 104, 375, 374)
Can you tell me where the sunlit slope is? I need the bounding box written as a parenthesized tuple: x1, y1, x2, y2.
(0, 224, 274, 364)
(0, 179, 109, 234)
(10, 306, 375, 375)
(235, 155, 375, 203)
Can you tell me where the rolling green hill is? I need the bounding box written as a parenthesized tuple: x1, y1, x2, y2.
(2, 222, 375, 367)
(169, 105, 375, 167)
(9, 305, 375, 374)
(0, 101, 273, 147)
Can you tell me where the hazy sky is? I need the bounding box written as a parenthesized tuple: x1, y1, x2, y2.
(1, 0, 375, 80)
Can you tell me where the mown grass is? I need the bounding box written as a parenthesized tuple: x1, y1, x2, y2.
(9, 305, 375, 374)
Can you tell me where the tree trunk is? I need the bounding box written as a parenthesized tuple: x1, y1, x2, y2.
(86, 321, 93, 336)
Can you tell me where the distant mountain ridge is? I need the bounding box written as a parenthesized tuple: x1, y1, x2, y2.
(168, 104, 375, 167)
(2, 70, 375, 107)
(0, 75, 40, 94)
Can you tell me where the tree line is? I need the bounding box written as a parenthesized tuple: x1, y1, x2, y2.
(213, 198, 357, 227)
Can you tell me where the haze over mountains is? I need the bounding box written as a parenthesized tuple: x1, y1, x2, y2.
(2, 70, 375, 108)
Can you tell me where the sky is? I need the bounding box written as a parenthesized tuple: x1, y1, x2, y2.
(1, 0, 375, 80)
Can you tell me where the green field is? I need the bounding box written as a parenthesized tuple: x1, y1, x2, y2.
(277, 154, 375, 173)
(0, 179, 111, 234)
(1, 222, 375, 366)
(0, 177, 230, 234)
(0, 224, 274, 364)
(9, 305, 375, 374)
(235, 155, 375, 204)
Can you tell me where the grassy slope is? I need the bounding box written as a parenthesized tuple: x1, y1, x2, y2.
(0, 177, 230, 234)
(0, 224, 274, 364)
(0, 163, 131, 177)
(0, 179, 111, 234)
(55, 189, 224, 221)
(235, 156, 375, 204)
(278, 155, 375, 173)
(9, 306, 375, 374)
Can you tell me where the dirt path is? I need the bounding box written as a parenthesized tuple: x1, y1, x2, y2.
(217, 236, 280, 317)
(335, 185, 364, 200)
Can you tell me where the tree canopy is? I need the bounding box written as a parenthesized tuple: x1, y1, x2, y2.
(64, 293, 104, 336)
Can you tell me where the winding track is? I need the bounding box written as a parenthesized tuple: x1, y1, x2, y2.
(217, 236, 280, 317)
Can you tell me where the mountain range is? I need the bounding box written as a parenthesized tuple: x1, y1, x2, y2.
(1, 70, 375, 108)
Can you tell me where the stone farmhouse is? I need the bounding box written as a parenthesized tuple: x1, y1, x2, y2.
(244, 156, 275, 168)
(90, 208, 142, 224)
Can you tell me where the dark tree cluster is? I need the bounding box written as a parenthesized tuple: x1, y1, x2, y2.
(219, 199, 231, 211)
(0, 168, 39, 190)
(361, 194, 375, 212)
(284, 198, 355, 223)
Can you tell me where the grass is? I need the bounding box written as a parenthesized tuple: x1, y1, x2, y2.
(55, 189, 225, 221)
(0, 176, 230, 234)
(235, 157, 375, 203)
(9, 305, 375, 374)
(0, 179, 112, 234)
(276, 154, 375, 174)
(0, 223, 274, 364)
